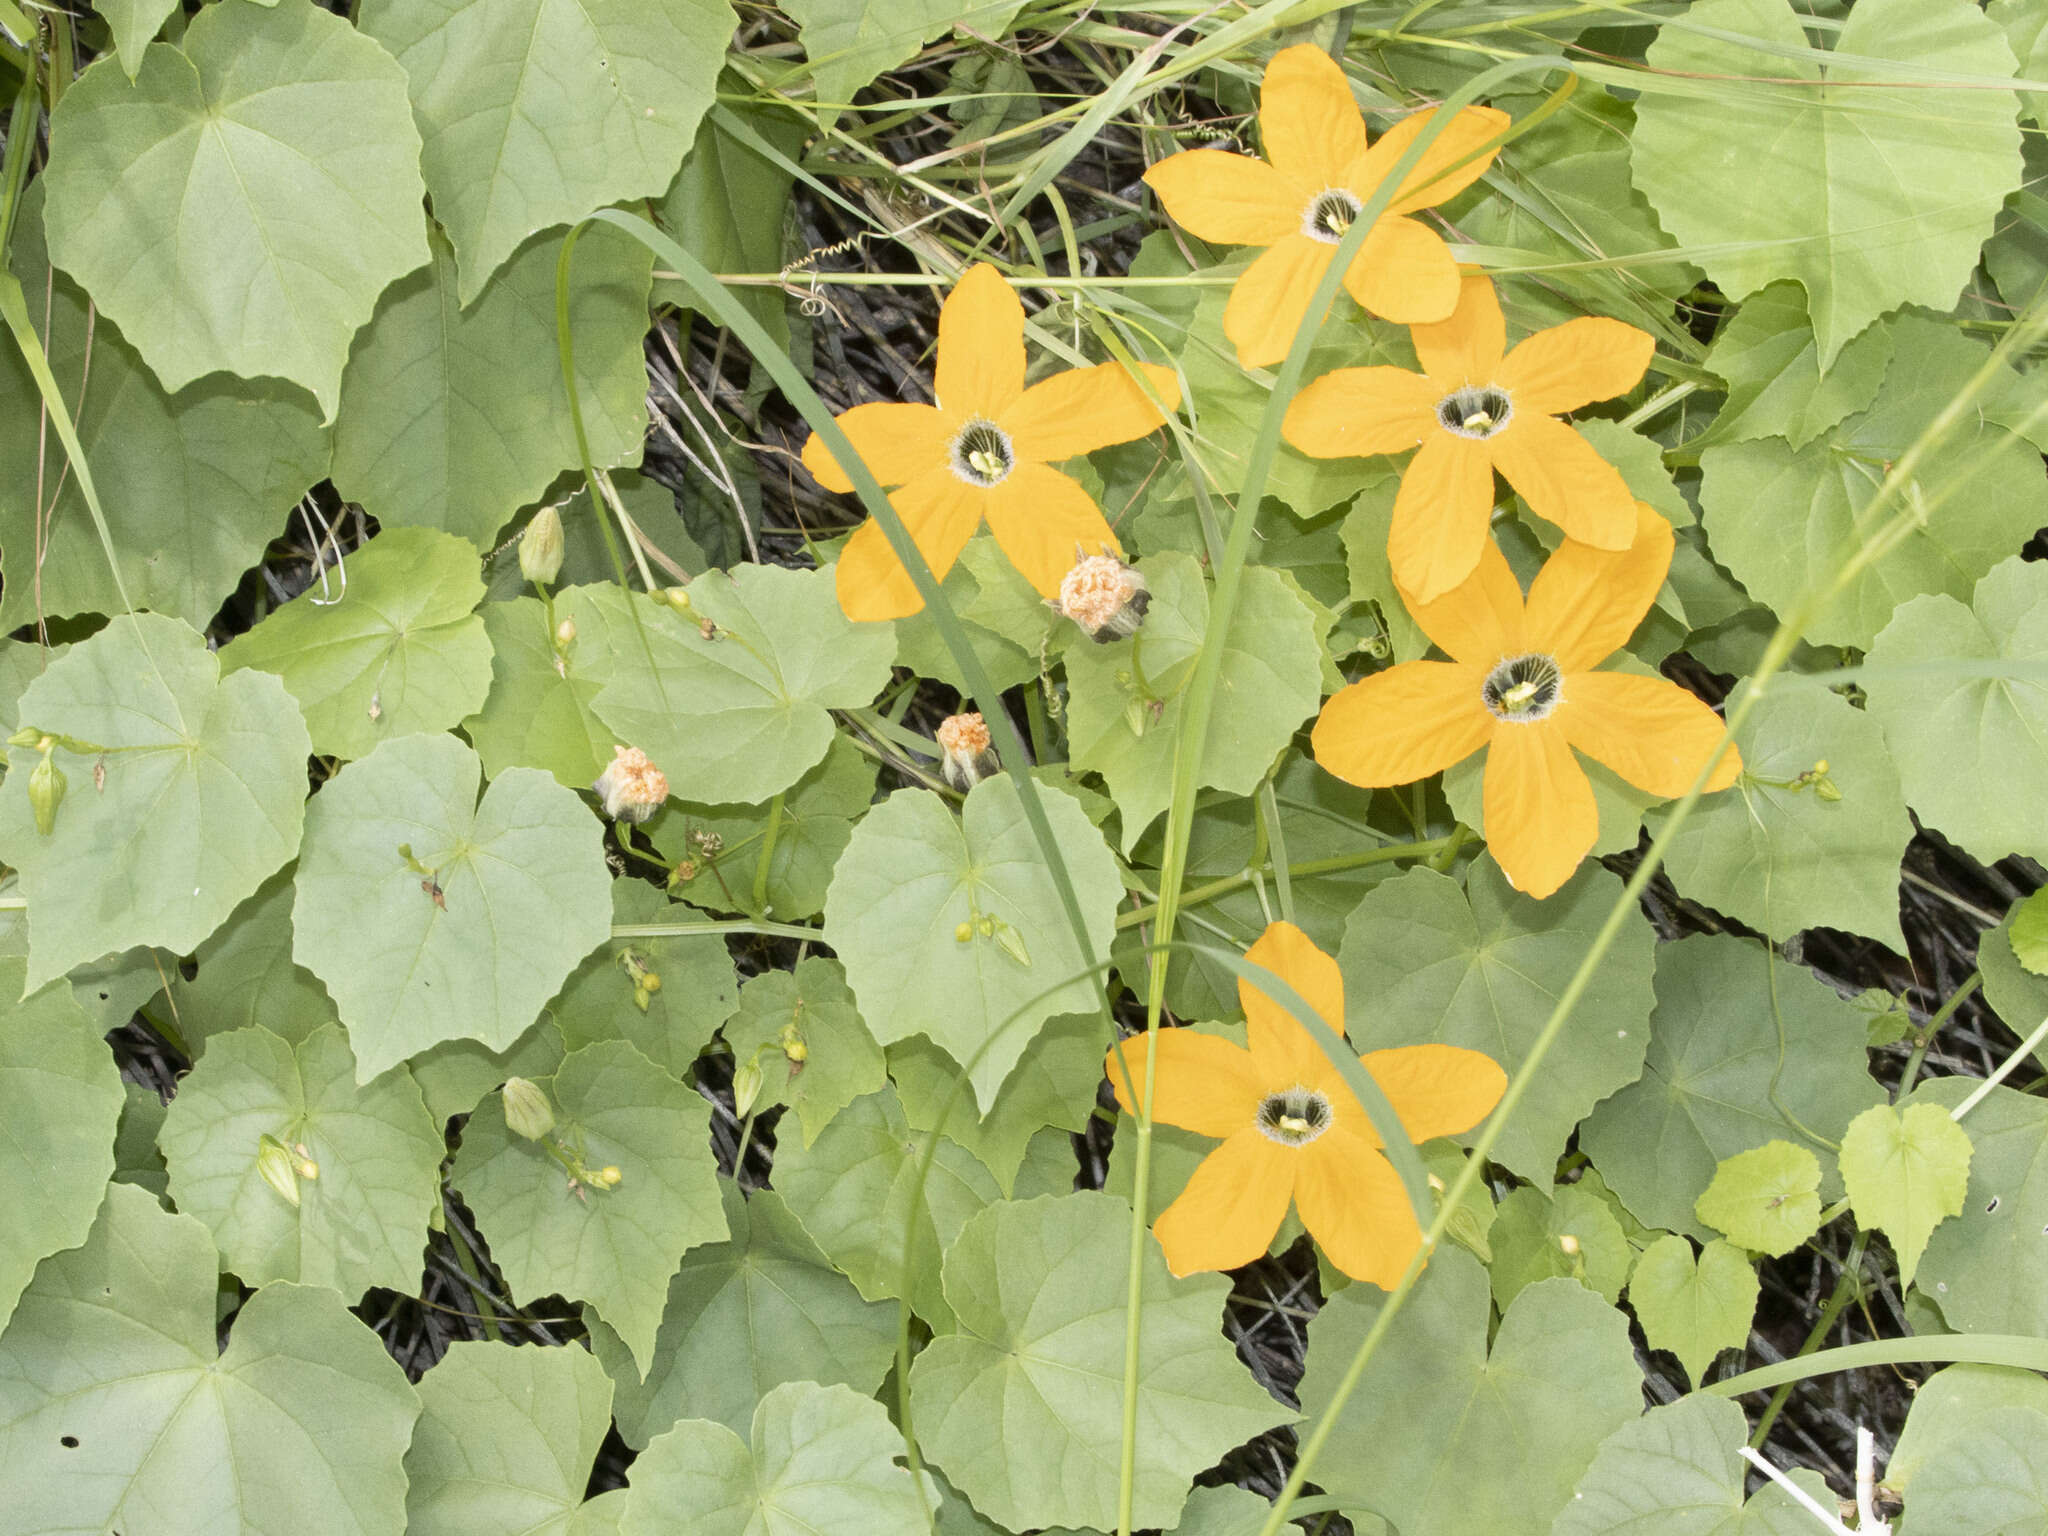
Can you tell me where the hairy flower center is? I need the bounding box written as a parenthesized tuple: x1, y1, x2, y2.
(949, 419, 1015, 487)
(1482, 653, 1563, 722)
(1257, 1087, 1333, 1146)
(1436, 385, 1513, 439)
(1302, 189, 1364, 244)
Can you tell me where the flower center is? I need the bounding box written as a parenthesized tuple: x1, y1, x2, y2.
(949, 419, 1015, 487)
(1482, 653, 1563, 722)
(1302, 189, 1364, 245)
(1436, 385, 1513, 439)
(1256, 1087, 1333, 1147)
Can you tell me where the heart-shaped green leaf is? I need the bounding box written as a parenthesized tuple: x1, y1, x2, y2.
(43, 0, 430, 414)
(291, 733, 611, 1080)
(0, 614, 311, 992)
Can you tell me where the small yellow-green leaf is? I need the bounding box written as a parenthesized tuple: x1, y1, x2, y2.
(1694, 1141, 1824, 1257)
(1626, 1235, 1758, 1389)
(1841, 1101, 1973, 1285)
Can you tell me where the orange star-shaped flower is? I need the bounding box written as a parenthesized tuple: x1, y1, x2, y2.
(1313, 506, 1741, 899)
(1143, 44, 1508, 368)
(801, 264, 1181, 622)
(1105, 921, 1505, 1288)
(1284, 272, 1655, 601)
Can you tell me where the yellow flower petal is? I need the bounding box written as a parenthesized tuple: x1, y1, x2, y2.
(1557, 671, 1742, 797)
(801, 401, 955, 494)
(935, 263, 1025, 418)
(1387, 431, 1497, 604)
(1152, 1129, 1296, 1277)
(1224, 233, 1334, 368)
(1242, 920, 1348, 1094)
(1399, 534, 1527, 665)
(832, 464, 984, 622)
(1480, 722, 1598, 900)
(1294, 1128, 1421, 1288)
(1282, 366, 1437, 458)
(1346, 103, 1511, 215)
(1412, 271, 1506, 389)
(1337, 213, 1461, 324)
(1102, 1027, 1265, 1139)
(1259, 44, 1367, 187)
(979, 462, 1118, 596)
(1486, 412, 1637, 550)
(1521, 503, 1673, 670)
(1361, 1043, 1507, 1143)
(1312, 661, 1492, 787)
(1001, 360, 1182, 464)
(1498, 317, 1655, 417)
(1142, 148, 1304, 246)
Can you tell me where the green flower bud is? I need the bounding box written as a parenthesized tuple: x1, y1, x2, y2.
(256, 1135, 301, 1208)
(6, 726, 40, 749)
(29, 753, 65, 837)
(732, 1058, 764, 1119)
(519, 504, 565, 585)
(501, 1076, 556, 1141)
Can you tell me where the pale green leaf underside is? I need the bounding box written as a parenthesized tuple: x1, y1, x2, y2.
(1553, 1395, 1823, 1535)
(465, 585, 628, 788)
(782, 0, 1027, 107)
(291, 732, 612, 1081)
(451, 1039, 728, 1378)
(0, 185, 328, 632)
(593, 564, 898, 805)
(770, 1085, 1002, 1331)
(1652, 684, 1912, 949)
(824, 775, 1121, 1111)
(1337, 862, 1656, 1182)
(223, 527, 494, 761)
(909, 1191, 1292, 1534)
(405, 1340, 615, 1536)
(0, 613, 311, 992)
(330, 222, 654, 550)
(93, 0, 180, 79)
(1579, 934, 1884, 1239)
(1066, 553, 1324, 853)
(0, 957, 124, 1331)
(1699, 319, 2047, 654)
(621, 1381, 935, 1536)
(160, 1024, 442, 1297)
(593, 1180, 896, 1444)
(1300, 1251, 1641, 1536)
(358, 0, 736, 302)
(173, 865, 339, 1055)
(1914, 1080, 2048, 1336)
(1865, 556, 2048, 869)
(0, 1185, 420, 1536)
(43, 0, 431, 414)
(549, 879, 740, 1081)
(719, 957, 884, 1150)
(1631, 0, 2022, 367)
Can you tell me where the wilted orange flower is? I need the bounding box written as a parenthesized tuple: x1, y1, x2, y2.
(1105, 921, 1505, 1287)
(935, 711, 1000, 791)
(801, 264, 1181, 622)
(1313, 506, 1740, 899)
(592, 745, 667, 823)
(1284, 272, 1654, 601)
(1143, 44, 1507, 368)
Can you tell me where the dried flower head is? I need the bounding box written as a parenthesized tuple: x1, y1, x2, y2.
(1056, 551, 1151, 641)
(593, 745, 669, 824)
(936, 712, 1001, 792)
